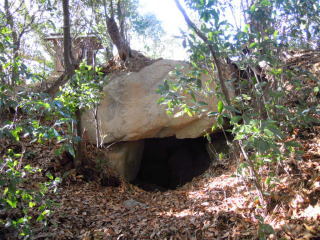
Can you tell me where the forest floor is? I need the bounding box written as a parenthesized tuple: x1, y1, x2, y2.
(3, 124, 318, 240)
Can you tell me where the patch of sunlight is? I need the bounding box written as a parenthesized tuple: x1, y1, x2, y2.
(157, 209, 204, 218)
(174, 209, 204, 218)
(300, 203, 320, 220)
(206, 175, 242, 189)
(187, 191, 207, 200)
(202, 205, 222, 213)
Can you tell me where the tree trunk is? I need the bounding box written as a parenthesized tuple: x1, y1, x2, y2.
(4, 0, 20, 86)
(74, 108, 84, 169)
(46, 0, 84, 169)
(63, 0, 84, 169)
(103, 0, 131, 62)
(45, 0, 76, 97)
(62, 0, 73, 72)
(106, 17, 131, 61)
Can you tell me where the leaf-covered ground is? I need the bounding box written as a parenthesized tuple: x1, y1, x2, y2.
(4, 125, 317, 240)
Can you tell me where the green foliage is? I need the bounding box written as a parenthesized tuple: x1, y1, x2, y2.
(57, 62, 105, 113)
(256, 215, 275, 240)
(0, 14, 108, 235)
(157, 66, 212, 116)
(158, 0, 320, 204)
(131, 12, 165, 57)
(0, 150, 61, 239)
(0, 66, 67, 238)
(0, 22, 67, 238)
(276, 0, 320, 48)
(0, 88, 75, 152)
(0, 26, 24, 86)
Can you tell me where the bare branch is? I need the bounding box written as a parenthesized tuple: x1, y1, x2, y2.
(102, 0, 110, 20)
(110, 0, 114, 18)
(174, 0, 231, 104)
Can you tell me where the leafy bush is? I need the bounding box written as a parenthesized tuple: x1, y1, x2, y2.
(57, 62, 105, 112)
(0, 23, 67, 239)
(158, 0, 320, 209)
(0, 150, 61, 239)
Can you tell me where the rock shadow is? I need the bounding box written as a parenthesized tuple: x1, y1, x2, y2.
(133, 134, 229, 191)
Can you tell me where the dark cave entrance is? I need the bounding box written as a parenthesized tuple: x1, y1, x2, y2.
(132, 136, 213, 191)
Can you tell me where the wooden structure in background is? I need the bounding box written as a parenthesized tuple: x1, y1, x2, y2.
(45, 34, 103, 72)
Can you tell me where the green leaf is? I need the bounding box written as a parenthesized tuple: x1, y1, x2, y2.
(197, 101, 208, 106)
(243, 24, 250, 33)
(249, 42, 258, 48)
(6, 199, 17, 208)
(253, 139, 270, 153)
(260, 0, 271, 6)
(263, 128, 274, 137)
(224, 105, 241, 114)
(208, 111, 218, 117)
(208, 32, 214, 41)
(10, 126, 23, 141)
(166, 110, 173, 116)
(284, 141, 301, 148)
(46, 172, 54, 180)
(37, 209, 50, 222)
(217, 101, 224, 113)
(217, 115, 224, 126)
(231, 116, 242, 124)
(265, 177, 272, 187)
(250, 4, 256, 12)
(67, 145, 75, 158)
(234, 133, 245, 140)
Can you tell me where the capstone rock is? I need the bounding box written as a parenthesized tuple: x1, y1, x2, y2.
(82, 59, 234, 144)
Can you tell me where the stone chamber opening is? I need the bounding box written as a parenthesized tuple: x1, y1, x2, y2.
(132, 133, 230, 191)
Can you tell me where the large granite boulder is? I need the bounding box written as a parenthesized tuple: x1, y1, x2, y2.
(82, 59, 233, 144)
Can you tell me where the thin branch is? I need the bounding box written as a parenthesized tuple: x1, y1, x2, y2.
(174, 0, 231, 105)
(102, 0, 110, 20)
(110, 0, 114, 18)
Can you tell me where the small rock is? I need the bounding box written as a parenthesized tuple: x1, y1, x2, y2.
(123, 199, 147, 208)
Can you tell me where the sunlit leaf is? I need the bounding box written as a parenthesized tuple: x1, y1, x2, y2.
(217, 101, 224, 113)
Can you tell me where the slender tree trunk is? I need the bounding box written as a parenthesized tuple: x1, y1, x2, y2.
(62, 0, 73, 72)
(106, 17, 131, 61)
(62, 0, 84, 169)
(5, 0, 20, 86)
(93, 105, 101, 148)
(0, 65, 5, 85)
(74, 108, 84, 168)
(46, 0, 84, 169)
(45, 0, 78, 97)
(103, 0, 131, 61)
